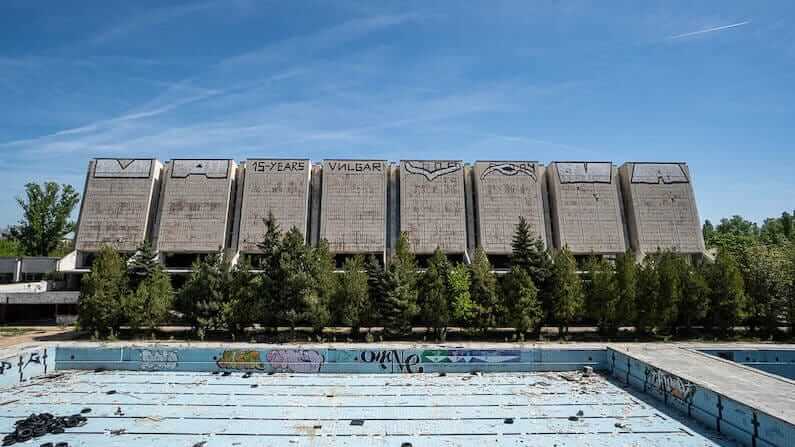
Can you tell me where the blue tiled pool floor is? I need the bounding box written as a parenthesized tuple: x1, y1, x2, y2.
(0, 369, 737, 446)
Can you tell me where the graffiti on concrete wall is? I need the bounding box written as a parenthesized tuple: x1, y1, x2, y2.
(644, 366, 697, 403)
(357, 350, 423, 373)
(267, 350, 324, 373)
(216, 350, 265, 371)
(1, 348, 49, 386)
(422, 350, 521, 364)
(140, 349, 179, 370)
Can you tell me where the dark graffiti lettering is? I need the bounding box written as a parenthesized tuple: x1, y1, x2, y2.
(252, 160, 306, 173)
(358, 350, 422, 373)
(327, 161, 383, 172)
(0, 361, 12, 375)
(644, 366, 697, 404)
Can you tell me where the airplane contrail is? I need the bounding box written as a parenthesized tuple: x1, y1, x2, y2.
(670, 21, 750, 39)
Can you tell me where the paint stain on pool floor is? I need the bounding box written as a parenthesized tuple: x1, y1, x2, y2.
(0, 370, 737, 446)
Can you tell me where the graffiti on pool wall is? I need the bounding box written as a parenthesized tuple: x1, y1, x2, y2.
(217, 350, 265, 371)
(358, 350, 422, 373)
(0, 360, 12, 375)
(140, 349, 179, 370)
(266, 350, 324, 373)
(1, 349, 48, 383)
(644, 366, 697, 403)
(422, 350, 521, 364)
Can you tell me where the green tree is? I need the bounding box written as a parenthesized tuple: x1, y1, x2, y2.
(760, 211, 794, 246)
(706, 248, 748, 335)
(224, 256, 262, 337)
(78, 246, 127, 337)
(177, 253, 230, 338)
(365, 255, 387, 326)
(634, 256, 658, 335)
(468, 247, 499, 333)
(502, 266, 542, 335)
(307, 239, 335, 333)
(255, 212, 283, 330)
(334, 255, 370, 338)
(419, 248, 451, 339)
(655, 251, 684, 334)
(128, 241, 160, 289)
(677, 261, 710, 335)
(274, 227, 317, 336)
(584, 256, 618, 334)
(0, 239, 22, 257)
(784, 242, 795, 334)
(550, 248, 584, 336)
(510, 217, 554, 318)
(10, 182, 80, 256)
(382, 233, 419, 337)
(124, 265, 173, 334)
(744, 245, 785, 334)
(448, 263, 474, 330)
(614, 251, 637, 330)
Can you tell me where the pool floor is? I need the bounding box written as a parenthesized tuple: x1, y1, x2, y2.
(1, 370, 737, 446)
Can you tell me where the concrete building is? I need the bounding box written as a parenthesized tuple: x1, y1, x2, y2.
(472, 161, 548, 258)
(619, 162, 705, 257)
(234, 159, 310, 254)
(74, 159, 162, 263)
(547, 162, 628, 256)
(153, 159, 237, 265)
(399, 160, 468, 259)
(319, 160, 388, 262)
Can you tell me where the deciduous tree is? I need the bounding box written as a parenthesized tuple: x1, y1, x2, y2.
(78, 246, 127, 338)
(11, 182, 80, 256)
(468, 247, 499, 333)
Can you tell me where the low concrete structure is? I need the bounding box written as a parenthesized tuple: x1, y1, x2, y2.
(75, 159, 162, 254)
(154, 159, 237, 255)
(619, 162, 705, 257)
(320, 160, 388, 259)
(399, 160, 468, 257)
(235, 159, 310, 253)
(547, 162, 628, 255)
(473, 161, 548, 255)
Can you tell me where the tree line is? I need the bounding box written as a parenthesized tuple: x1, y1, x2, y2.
(78, 213, 795, 340)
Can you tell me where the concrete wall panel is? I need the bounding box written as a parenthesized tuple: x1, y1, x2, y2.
(619, 162, 704, 256)
(399, 160, 467, 255)
(547, 162, 627, 255)
(237, 159, 309, 253)
(155, 159, 236, 253)
(473, 161, 547, 254)
(75, 159, 161, 253)
(320, 160, 387, 255)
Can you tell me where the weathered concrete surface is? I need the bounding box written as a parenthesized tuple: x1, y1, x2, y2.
(75, 159, 161, 252)
(473, 161, 547, 254)
(400, 160, 467, 255)
(236, 159, 309, 253)
(154, 159, 236, 253)
(0, 369, 735, 446)
(547, 162, 628, 255)
(320, 160, 387, 255)
(610, 344, 795, 426)
(619, 163, 705, 256)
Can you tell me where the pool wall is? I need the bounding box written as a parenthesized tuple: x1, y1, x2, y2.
(607, 347, 795, 447)
(53, 345, 606, 374)
(699, 349, 795, 380)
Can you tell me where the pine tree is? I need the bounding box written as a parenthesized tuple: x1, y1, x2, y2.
(382, 233, 418, 337)
(177, 253, 229, 338)
(468, 247, 498, 333)
(276, 227, 315, 336)
(335, 255, 370, 339)
(420, 248, 451, 340)
(655, 251, 684, 334)
(448, 263, 474, 330)
(502, 266, 542, 335)
(365, 255, 387, 326)
(128, 241, 160, 289)
(124, 265, 173, 334)
(635, 256, 658, 335)
(255, 212, 283, 330)
(584, 256, 618, 334)
(614, 250, 637, 331)
(550, 247, 584, 336)
(224, 256, 262, 337)
(256, 211, 282, 273)
(79, 245, 128, 338)
(510, 216, 554, 319)
(677, 261, 710, 335)
(707, 248, 748, 335)
(308, 239, 335, 334)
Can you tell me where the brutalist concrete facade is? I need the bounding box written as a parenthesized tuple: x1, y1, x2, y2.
(234, 159, 309, 253)
(319, 160, 388, 257)
(547, 162, 628, 255)
(473, 161, 548, 255)
(399, 160, 468, 256)
(154, 159, 236, 253)
(75, 159, 162, 253)
(619, 162, 705, 256)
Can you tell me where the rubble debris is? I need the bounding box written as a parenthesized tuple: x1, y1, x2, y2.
(568, 416, 579, 421)
(504, 418, 514, 424)
(114, 407, 124, 416)
(576, 410, 584, 417)
(582, 366, 593, 377)
(350, 419, 364, 426)
(105, 390, 117, 395)
(109, 429, 126, 436)
(80, 408, 91, 414)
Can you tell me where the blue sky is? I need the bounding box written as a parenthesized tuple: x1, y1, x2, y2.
(1, 0, 793, 227)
